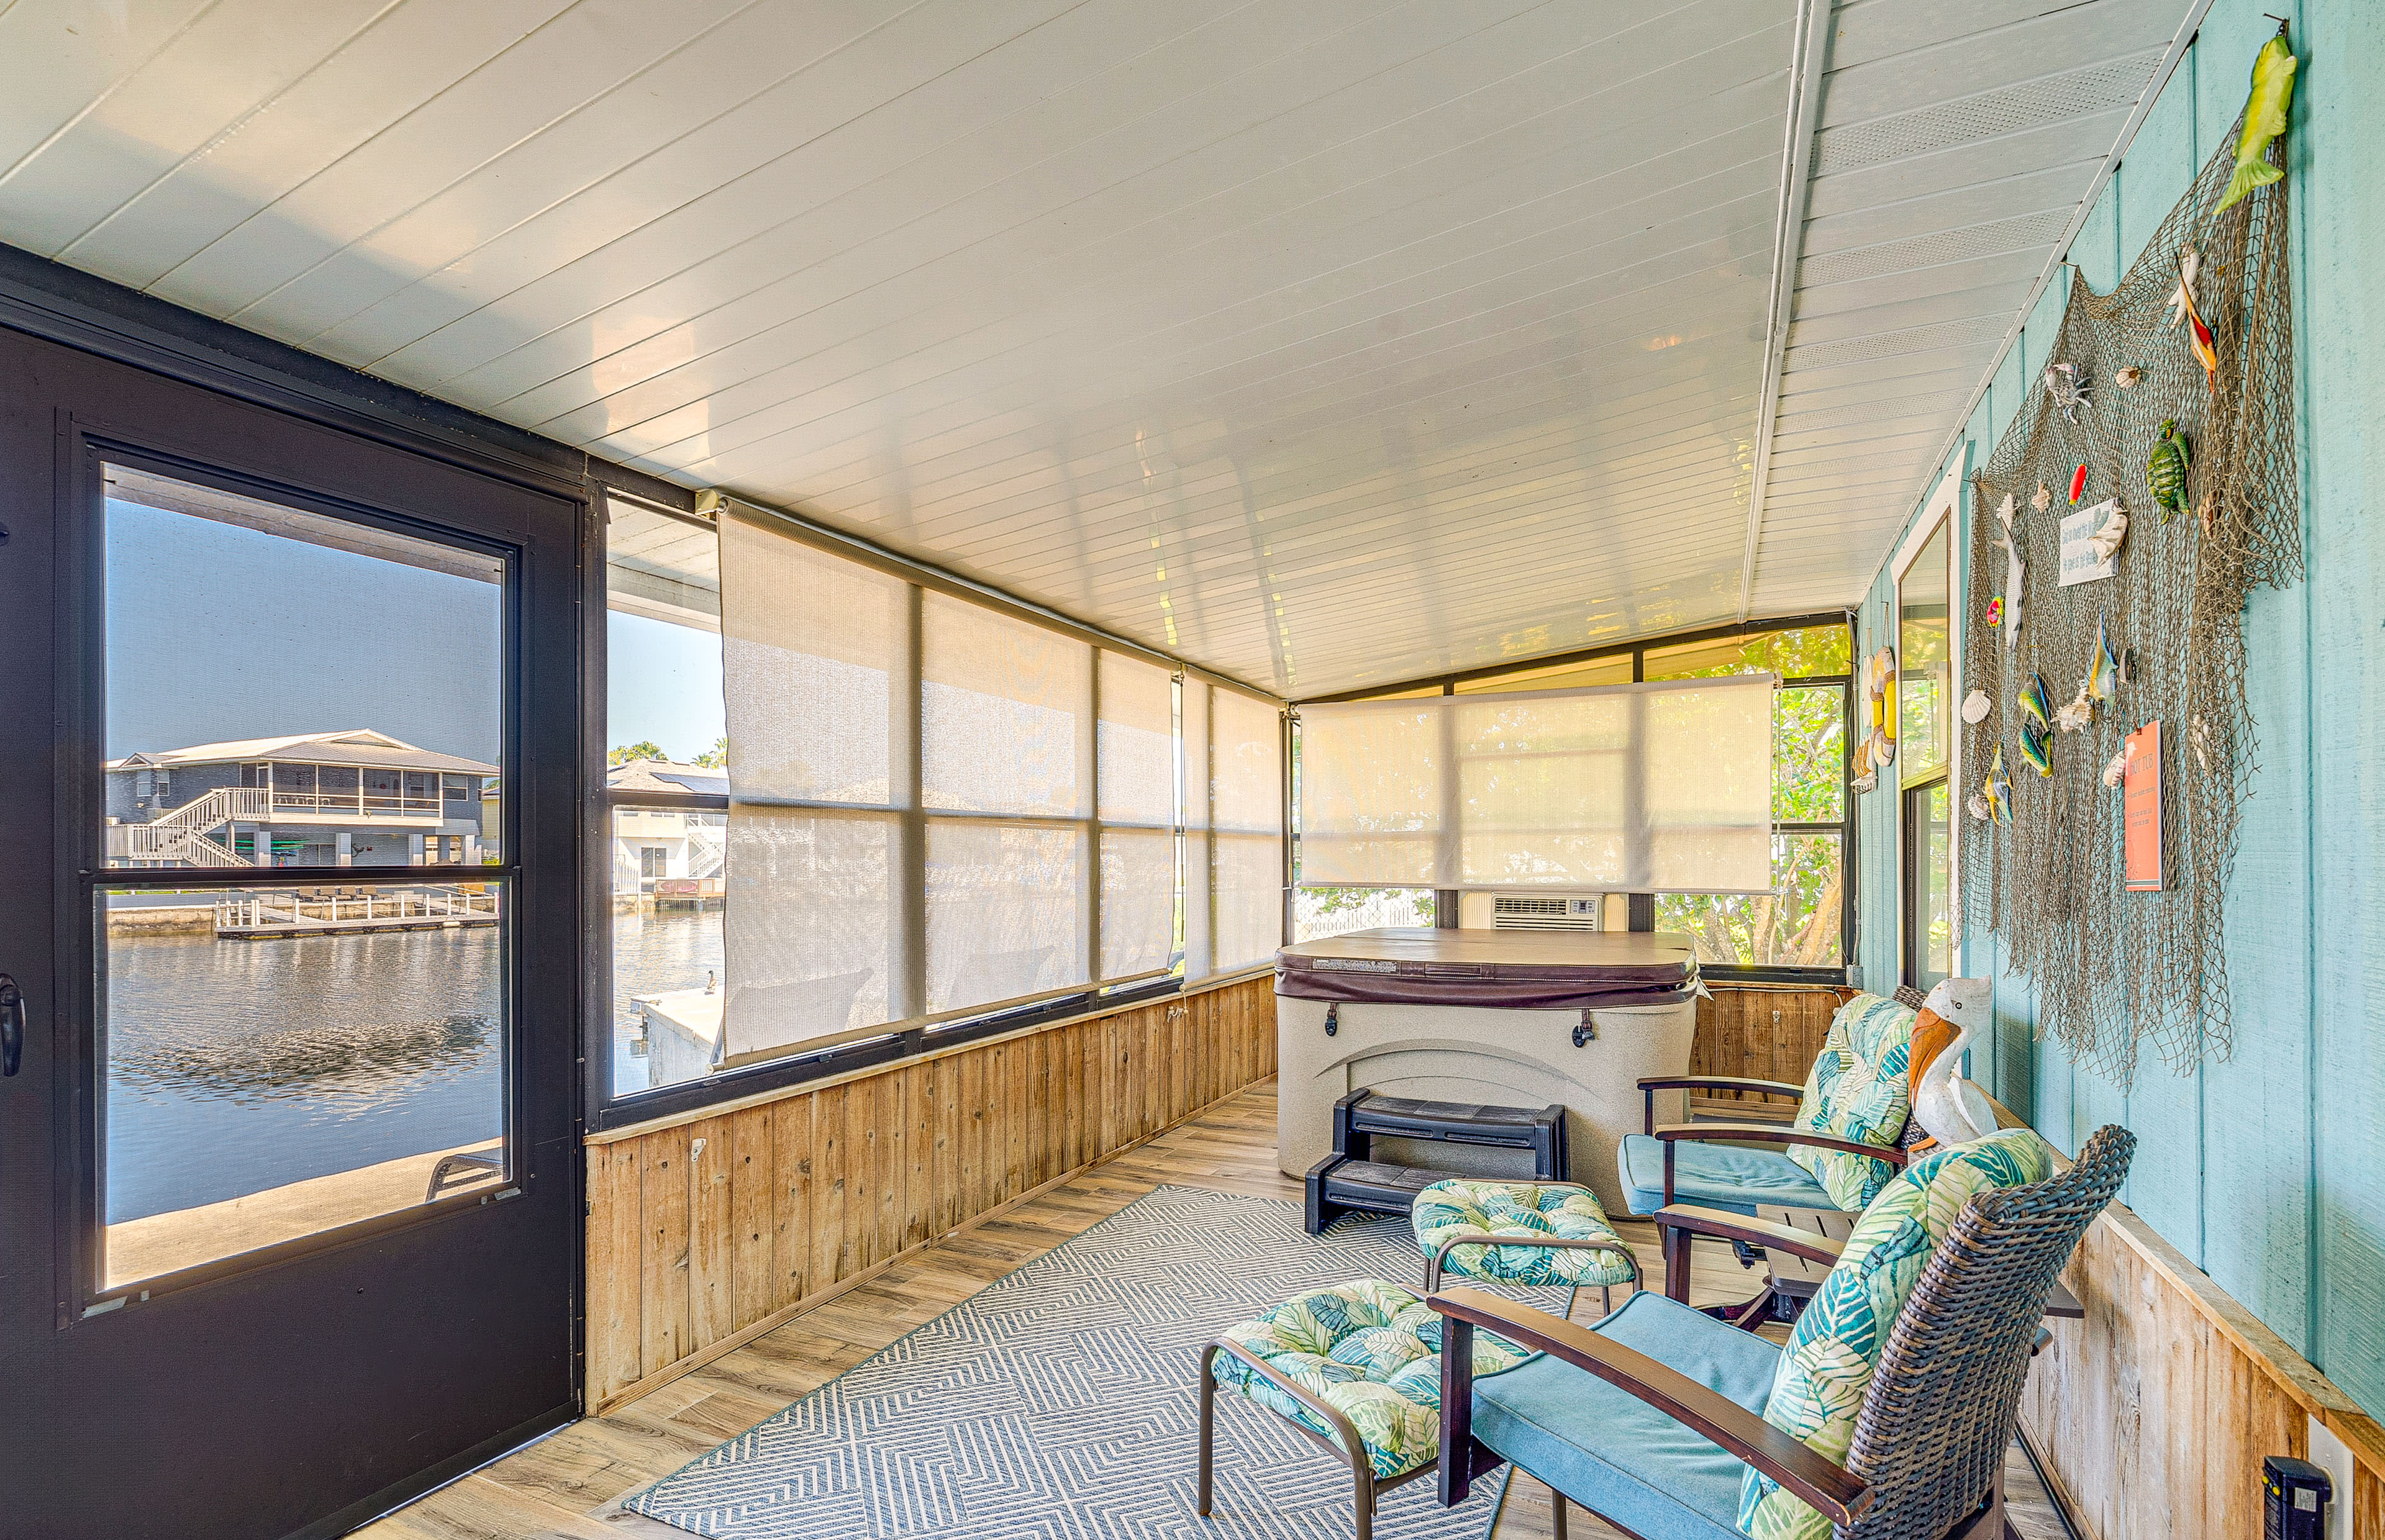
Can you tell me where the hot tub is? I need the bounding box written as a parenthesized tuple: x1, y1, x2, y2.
(1275, 928, 1702, 1213)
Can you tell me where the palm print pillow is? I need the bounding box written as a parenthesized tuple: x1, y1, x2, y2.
(1738, 1127, 2056, 1540)
(1787, 992, 1917, 1209)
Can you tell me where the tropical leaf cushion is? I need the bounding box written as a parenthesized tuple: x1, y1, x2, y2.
(1787, 992, 1918, 1209)
(1213, 1279, 1537, 1479)
(1738, 1128, 2057, 1540)
(1411, 1180, 1637, 1287)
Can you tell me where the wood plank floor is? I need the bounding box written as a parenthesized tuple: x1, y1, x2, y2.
(360, 1080, 2066, 1540)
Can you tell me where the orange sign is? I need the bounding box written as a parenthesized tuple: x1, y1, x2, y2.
(2124, 722, 2163, 892)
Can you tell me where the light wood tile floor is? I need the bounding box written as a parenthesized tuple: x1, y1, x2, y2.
(360, 1080, 2066, 1540)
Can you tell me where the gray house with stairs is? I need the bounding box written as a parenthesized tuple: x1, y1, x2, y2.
(104, 730, 496, 868)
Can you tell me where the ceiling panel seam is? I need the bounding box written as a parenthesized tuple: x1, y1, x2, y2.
(1734, 0, 1833, 623)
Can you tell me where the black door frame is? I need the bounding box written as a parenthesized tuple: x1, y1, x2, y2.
(0, 275, 599, 1538)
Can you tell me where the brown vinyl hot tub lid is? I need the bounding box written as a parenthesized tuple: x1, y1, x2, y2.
(1275, 928, 1699, 1010)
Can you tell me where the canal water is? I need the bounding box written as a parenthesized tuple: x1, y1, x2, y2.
(104, 908, 723, 1223)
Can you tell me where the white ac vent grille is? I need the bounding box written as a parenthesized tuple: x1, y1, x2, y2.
(1490, 896, 1600, 931)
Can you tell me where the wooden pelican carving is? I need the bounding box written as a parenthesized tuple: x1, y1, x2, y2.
(1910, 977, 1999, 1146)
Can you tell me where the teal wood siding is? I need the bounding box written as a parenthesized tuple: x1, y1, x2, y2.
(1848, 0, 2385, 1414)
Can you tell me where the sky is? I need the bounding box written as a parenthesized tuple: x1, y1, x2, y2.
(106, 500, 502, 762)
(107, 495, 726, 768)
(608, 610, 727, 763)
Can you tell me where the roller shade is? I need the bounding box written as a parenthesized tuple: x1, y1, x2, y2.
(1295, 677, 1774, 894)
(1211, 687, 1285, 972)
(718, 505, 1247, 1068)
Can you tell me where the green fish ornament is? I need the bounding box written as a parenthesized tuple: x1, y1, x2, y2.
(2216, 25, 2296, 214)
(2148, 420, 2191, 521)
(2087, 615, 2119, 705)
(2019, 722, 2053, 778)
(2019, 673, 2053, 735)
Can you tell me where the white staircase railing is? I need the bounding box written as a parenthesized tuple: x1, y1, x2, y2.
(124, 786, 268, 866)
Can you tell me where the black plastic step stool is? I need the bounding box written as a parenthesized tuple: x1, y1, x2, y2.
(1302, 1090, 1568, 1234)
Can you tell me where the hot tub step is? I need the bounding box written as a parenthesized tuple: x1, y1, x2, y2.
(1303, 1090, 1570, 1234)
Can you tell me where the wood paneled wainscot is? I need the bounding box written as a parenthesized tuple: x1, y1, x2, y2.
(2022, 1194, 2385, 1539)
(585, 975, 1278, 1411)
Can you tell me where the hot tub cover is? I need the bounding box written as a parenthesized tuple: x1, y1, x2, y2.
(1276, 928, 1699, 1010)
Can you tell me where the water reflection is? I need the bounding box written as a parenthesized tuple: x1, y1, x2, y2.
(104, 928, 501, 1223)
(612, 907, 725, 1096)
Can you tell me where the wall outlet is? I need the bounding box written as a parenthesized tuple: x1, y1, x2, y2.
(2307, 1417, 2353, 1540)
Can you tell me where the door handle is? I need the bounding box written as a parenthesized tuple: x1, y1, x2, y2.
(0, 974, 22, 1076)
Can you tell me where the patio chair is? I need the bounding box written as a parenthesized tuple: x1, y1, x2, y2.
(1619, 992, 1922, 1323)
(1435, 1125, 2132, 1540)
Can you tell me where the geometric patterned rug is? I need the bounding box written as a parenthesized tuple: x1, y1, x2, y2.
(622, 1185, 1522, 1538)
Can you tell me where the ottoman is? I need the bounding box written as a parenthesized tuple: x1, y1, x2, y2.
(1198, 1279, 1535, 1540)
(1411, 1179, 1640, 1320)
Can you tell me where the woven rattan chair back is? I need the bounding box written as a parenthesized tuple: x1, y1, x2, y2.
(1837, 1124, 2136, 1540)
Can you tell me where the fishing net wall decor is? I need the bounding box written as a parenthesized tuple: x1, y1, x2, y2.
(1960, 107, 2299, 1083)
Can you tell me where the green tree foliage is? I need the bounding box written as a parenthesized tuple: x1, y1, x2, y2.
(608, 741, 665, 768)
(691, 737, 728, 768)
(1648, 626, 1849, 967)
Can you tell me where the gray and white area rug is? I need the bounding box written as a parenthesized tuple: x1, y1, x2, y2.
(624, 1185, 1525, 1539)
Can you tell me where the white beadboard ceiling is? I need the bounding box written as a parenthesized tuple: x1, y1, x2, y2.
(0, 0, 2193, 696)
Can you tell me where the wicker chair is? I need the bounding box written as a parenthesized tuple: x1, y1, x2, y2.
(1432, 1125, 2135, 1540)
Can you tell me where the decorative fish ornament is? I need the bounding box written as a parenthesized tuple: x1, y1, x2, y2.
(2042, 362, 2091, 424)
(1991, 497, 2025, 651)
(2216, 25, 2297, 214)
(1982, 741, 2013, 824)
(2087, 615, 2119, 704)
(2019, 722, 2053, 777)
(2019, 673, 2052, 735)
(2148, 420, 2191, 520)
(2169, 248, 2220, 384)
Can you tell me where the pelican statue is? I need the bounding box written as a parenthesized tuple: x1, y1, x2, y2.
(1910, 977, 1999, 1146)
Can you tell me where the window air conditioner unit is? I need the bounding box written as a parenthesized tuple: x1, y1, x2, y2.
(1489, 895, 1601, 931)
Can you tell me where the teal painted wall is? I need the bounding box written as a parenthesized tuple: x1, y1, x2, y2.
(1850, 0, 2385, 1416)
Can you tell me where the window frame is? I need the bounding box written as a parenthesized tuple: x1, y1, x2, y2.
(1891, 478, 1960, 990)
(1294, 613, 1857, 984)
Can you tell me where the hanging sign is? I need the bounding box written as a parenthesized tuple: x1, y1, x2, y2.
(2060, 499, 2123, 586)
(2123, 721, 2164, 891)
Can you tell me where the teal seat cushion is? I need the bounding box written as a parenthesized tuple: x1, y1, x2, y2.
(1470, 1291, 1780, 1540)
(1617, 1133, 1837, 1217)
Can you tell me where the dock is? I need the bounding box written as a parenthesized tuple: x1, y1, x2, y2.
(214, 886, 499, 939)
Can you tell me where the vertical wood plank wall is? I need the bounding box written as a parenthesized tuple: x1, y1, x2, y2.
(585, 976, 1278, 1410)
(1688, 986, 1847, 1108)
(2022, 1199, 2385, 1540)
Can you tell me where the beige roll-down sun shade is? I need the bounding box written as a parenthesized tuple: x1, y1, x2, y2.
(1296, 677, 1774, 895)
(716, 503, 1268, 1066)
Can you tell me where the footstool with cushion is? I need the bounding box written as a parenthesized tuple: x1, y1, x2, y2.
(1409, 1179, 1641, 1321)
(1198, 1279, 1535, 1540)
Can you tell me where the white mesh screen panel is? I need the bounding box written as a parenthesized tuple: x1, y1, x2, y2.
(722, 808, 894, 1062)
(922, 594, 1088, 818)
(926, 822, 1089, 1013)
(1097, 651, 1174, 827)
(1100, 828, 1177, 979)
(1182, 681, 1213, 981)
(1096, 651, 1176, 979)
(1296, 677, 1773, 893)
(720, 511, 902, 806)
(1211, 689, 1283, 971)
